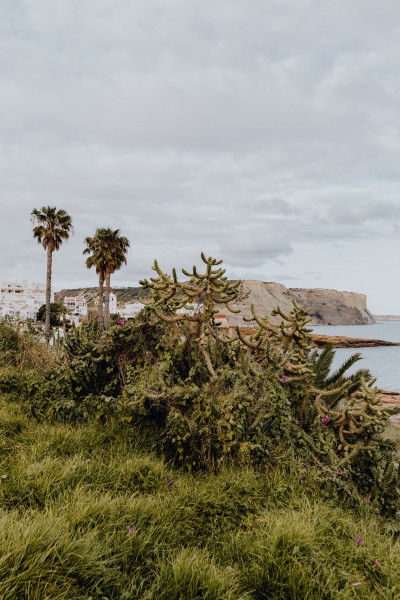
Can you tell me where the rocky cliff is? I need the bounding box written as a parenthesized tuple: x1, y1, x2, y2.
(288, 288, 375, 325)
(218, 282, 375, 327)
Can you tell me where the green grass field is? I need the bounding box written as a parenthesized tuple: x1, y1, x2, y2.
(1, 394, 400, 599)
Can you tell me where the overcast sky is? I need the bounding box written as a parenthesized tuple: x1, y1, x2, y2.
(1, 0, 400, 313)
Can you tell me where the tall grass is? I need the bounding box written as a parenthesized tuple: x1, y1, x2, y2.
(1, 394, 400, 598)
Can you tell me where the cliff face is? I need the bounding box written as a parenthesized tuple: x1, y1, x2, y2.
(220, 281, 295, 327)
(288, 288, 375, 325)
(220, 282, 375, 327)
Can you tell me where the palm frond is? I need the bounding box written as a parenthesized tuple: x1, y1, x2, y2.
(312, 346, 335, 387)
(324, 352, 363, 387)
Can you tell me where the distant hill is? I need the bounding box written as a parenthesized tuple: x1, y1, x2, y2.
(55, 282, 375, 326)
(55, 287, 150, 305)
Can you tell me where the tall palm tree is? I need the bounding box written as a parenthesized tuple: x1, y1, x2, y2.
(31, 206, 73, 342)
(83, 228, 130, 328)
(83, 233, 107, 328)
(103, 229, 130, 328)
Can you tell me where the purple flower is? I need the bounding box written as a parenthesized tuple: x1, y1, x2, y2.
(118, 319, 125, 325)
(373, 560, 381, 568)
(356, 535, 363, 546)
(281, 375, 287, 382)
(321, 415, 330, 425)
(165, 477, 175, 488)
(127, 526, 136, 536)
(336, 467, 344, 475)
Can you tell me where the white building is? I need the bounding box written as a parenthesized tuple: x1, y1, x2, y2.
(64, 295, 88, 317)
(0, 281, 49, 320)
(109, 292, 117, 314)
(117, 302, 203, 321)
(119, 302, 143, 319)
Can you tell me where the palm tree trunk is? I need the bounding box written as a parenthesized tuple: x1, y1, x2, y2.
(45, 245, 53, 343)
(104, 269, 111, 329)
(98, 271, 105, 329)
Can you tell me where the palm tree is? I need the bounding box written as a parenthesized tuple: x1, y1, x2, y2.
(83, 228, 130, 328)
(31, 206, 73, 343)
(83, 233, 107, 328)
(103, 229, 130, 328)
(311, 345, 372, 407)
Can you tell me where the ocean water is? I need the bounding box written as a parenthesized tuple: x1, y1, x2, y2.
(310, 321, 400, 391)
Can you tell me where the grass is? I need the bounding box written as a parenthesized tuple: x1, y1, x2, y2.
(1, 394, 400, 599)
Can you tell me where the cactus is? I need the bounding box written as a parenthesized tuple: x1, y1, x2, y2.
(140, 253, 241, 378)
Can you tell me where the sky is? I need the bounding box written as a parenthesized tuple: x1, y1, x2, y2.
(1, 0, 400, 314)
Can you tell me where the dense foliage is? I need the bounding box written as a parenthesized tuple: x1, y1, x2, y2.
(37, 302, 68, 327)
(1, 254, 399, 518)
(1, 254, 400, 597)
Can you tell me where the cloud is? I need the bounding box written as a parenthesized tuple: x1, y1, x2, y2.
(327, 200, 400, 225)
(1, 1, 400, 312)
(220, 227, 293, 267)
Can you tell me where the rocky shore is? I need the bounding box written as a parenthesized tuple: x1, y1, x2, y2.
(311, 334, 400, 348)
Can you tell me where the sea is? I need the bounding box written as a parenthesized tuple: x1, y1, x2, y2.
(310, 321, 400, 391)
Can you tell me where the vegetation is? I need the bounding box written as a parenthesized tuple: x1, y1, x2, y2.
(1, 252, 400, 598)
(83, 227, 130, 329)
(31, 206, 73, 342)
(37, 302, 68, 328)
(1, 394, 400, 599)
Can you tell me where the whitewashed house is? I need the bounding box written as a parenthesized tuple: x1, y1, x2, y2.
(0, 281, 49, 320)
(64, 295, 88, 317)
(119, 302, 143, 320)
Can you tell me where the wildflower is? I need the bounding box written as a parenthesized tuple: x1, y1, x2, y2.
(127, 526, 136, 536)
(321, 415, 330, 425)
(373, 560, 381, 568)
(356, 535, 363, 545)
(352, 582, 362, 587)
(165, 477, 175, 488)
(117, 319, 125, 325)
(281, 375, 287, 382)
(336, 467, 344, 475)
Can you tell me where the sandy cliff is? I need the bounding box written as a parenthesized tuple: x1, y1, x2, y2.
(219, 282, 375, 327)
(221, 281, 294, 327)
(289, 288, 375, 325)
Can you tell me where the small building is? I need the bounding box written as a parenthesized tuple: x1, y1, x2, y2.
(64, 295, 88, 317)
(119, 302, 143, 320)
(213, 313, 229, 328)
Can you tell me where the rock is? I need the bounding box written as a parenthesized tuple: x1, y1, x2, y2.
(289, 288, 375, 325)
(221, 282, 376, 328)
(311, 335, 400, 348)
